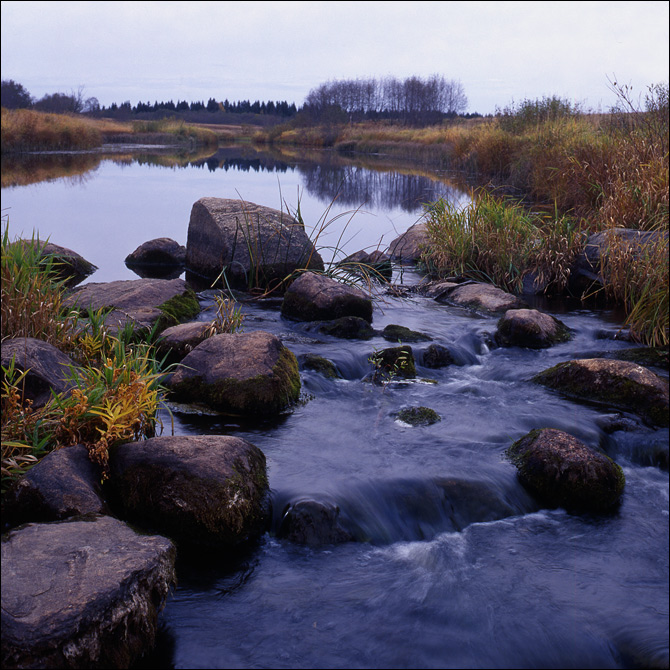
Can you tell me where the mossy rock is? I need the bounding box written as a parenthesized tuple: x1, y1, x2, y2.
(318, 316, 375, 340)
(396, 406, 441, 426)
(506, 428, 625, 513)
(533, 358, 669, 427)
(298, 354, 341, 379)
(382, 324, 432, 343)
(156, 288, 201, 329)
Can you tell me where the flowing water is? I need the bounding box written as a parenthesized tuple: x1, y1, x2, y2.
(2, 146, 668, 669)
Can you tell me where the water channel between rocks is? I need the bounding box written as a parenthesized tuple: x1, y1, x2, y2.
(2, 147, 668, 669)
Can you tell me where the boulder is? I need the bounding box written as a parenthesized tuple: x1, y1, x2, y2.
(64, 278, 200, 335)
(124, 237, 186, 279)
(167, 330, 301, 416)
(185, 197, 324, 290)
(495, 309, 572, 348)
(387, 222, 429, 262)
(438, 282, 527, 314)
(421, 343, 456, 368)
(155, 320, 213, 363)
(1, 516, 176, 669)
(109, 435, 269, 547)
(2, 445, 109, 530)
(281, 271, 373, 323)
(277, 498, 353, 546)
(1, 337, 74, 408)
(533, 358, 669, 427)
(506, 428, 625, 512)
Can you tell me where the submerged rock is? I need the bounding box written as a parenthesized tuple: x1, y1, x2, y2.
(317, 315, 375, 339)
(185, 197, 323, 290)
(506, 428, 625, 513)
(495, 308, 572, 348)
(298, 353, 341, 379)
(533, 358, 669, 427)
(281, 271, 373, 323)
(167, 330, 301, 416)
(396, 406, 441, 426)
(277, 498, 353, 546)
(421, 343, 456, 368)
(109, 435, 269, 547)
(1, 515, 176, 669)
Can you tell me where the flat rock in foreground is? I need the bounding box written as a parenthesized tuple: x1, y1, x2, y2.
(1, 515, 176, 669)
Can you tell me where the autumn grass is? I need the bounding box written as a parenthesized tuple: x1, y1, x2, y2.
(1, 224, 170, 490)
(131, 118, 219, 148)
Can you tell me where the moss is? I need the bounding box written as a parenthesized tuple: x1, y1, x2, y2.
(396, 406, 441, 426)
(382, 324, 431, 343)
(613, 347, 669, 372)
(157, 289, 200, 329)
(299, 354, 341, 378)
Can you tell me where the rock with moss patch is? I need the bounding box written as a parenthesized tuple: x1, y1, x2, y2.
(318, 316, 375, 339)
(167, 330, 300, 416)
(533, 358, 669, 427)
(495, 309, 572, 348)
(109, 435, 269, 547)
(298, 353, 340, 378)
(64, 278, 200, 335)
(382, 324, 431, 343)
(396, 406, 441, 426)
(506, 428, 625, 513)
(281, 271, 373, 323)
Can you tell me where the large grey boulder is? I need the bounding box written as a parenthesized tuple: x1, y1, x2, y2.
(1, 337, 74, 408)
(167, 330, 301, 416)
(109, 435, 269, 547)
(437, 282, 527, 314)
(64, 277, 200, 335)
(387, 222, 429, 262)
(2, 445, 109, 530)
(281, 271, 373, 323)
(185, 197, 324, 290)
(495, 309, 572, 348)
(533, 358, 669, 427)
(1, 516, 176, 669)
(506, 428, 625, 512)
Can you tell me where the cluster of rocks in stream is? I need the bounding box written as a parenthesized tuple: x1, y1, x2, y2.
(2, 199, 668, 668)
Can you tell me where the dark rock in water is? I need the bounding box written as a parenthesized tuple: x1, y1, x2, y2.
(396, 406, 441, 426)
(382, 324, 432, 343)
(439, 282, 527, 314)
(318, 315, 375, 340)
(495, 308, 572, 349)
(2, 445, 109, 530)
(109, 435, 269, 547)
(506, 428, 625, 513)
(338, 249, 393, 280)
(281, 271, 373, 323)
(278, 498, 353, 546)
(64, 277, 200, 336)
(125, 237, 186, 269)
(1, 337, 75, 408)
(298, 353, 341, 379)
(185, 197, 324, 290)
(368, 345, 416, 382)
(421, 343, 456, 368)
(387, 222, 429, 263)
(610, 346, 669, 372)
(533, 358, 669, 427)
(166, 330, 300, 416)
(1, 515, 176, 669)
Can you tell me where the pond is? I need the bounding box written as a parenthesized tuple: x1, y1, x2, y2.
(2, 145, 668, 670)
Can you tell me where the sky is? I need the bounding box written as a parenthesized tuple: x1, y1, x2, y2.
(1, 0, 668, 115)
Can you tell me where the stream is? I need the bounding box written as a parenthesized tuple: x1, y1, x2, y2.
(2, 146, 668, 669)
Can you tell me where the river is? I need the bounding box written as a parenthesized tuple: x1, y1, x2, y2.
(1, 145, 668, 669)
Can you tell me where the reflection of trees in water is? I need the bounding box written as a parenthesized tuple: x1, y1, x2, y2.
(297, 163, 462, 213)
(1, 153, 101, 188)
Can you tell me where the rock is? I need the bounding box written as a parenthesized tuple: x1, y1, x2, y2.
(396, 406, 441, 426)
(318, 315, 375, 339)
(339, 249, 393, 280)
(506, 428, 625, 513)
(421, 343, 456, 368)
(419, 279, 460, 300)
(1, 337, 74, 408)
(438, 282, 527, 314)
(64, 278, 200, 335)
(167, 330, 301, 416)
(387, 222, 429, 262)
(124, 238, 186, 279)
(1, 515, 176, 669)
(382, 324, 432, 343)
(533, 358, 669, 427)
(155, 320, 213, 363)
(185, 197, 324, 290)
(281, 271, 373, 323)
(495, 309, 572, 348)
(109, 435, 269, 547)
(298, 354, 340, 379)
(369, 345, 416, 382)
(277, 498, 353, 546)
(15, 239, 97, 286)
(2, 445, 109, 530)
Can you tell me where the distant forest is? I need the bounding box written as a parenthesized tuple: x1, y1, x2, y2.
(1, 75, 483, 126)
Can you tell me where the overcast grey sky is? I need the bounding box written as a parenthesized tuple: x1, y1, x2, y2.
(1, 1, 668, 114)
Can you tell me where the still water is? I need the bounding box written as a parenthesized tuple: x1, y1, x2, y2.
(2, 146, 668, 669)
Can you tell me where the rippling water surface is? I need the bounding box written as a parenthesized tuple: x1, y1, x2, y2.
(2, 147, 668, 669)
